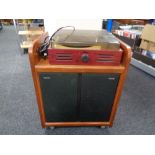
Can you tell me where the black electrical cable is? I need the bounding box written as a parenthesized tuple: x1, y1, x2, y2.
(39, 26, 75, 58)
(50, 26, 75, 42)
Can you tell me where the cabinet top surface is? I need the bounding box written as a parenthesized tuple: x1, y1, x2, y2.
(35, 59, 125, 73)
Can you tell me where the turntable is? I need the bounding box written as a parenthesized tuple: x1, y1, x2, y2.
(48, 29, 123, 65)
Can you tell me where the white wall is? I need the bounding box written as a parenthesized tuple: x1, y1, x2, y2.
(44, 19, 102, 35)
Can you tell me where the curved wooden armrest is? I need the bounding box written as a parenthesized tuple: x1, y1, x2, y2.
(28, 32, 48, 128)
(120, 40, 132, 67)
(29, 32, 48, 66)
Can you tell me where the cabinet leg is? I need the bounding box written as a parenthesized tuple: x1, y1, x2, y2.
(46, 126, 55, 130)
(99, 126, 107, 129)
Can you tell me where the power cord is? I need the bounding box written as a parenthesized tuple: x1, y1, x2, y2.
(38, 26, 75, 58)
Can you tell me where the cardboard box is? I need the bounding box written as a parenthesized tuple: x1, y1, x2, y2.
(141, 24, 155, 42)
(140, 40, 149, 49)
(149, 42, 155, 52)
(140, 39, 155, 53)
(140, 24, 155, 53)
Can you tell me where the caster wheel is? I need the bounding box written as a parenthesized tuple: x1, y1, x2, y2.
(50, 126, 55, 130)
(46, 126, 55, 130)
(99, 126, 107, 129)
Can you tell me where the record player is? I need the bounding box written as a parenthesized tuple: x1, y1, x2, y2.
(48, 29, 123, 65)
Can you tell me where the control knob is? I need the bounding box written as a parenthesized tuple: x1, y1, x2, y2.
(81, 53, 89, 63)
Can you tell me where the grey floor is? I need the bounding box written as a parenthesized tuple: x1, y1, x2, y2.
(0, 26, 155, 135)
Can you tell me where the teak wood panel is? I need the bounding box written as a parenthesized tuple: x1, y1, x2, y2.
(45, 122, 110, 127)
(35, 62, 125, 73)
(28, 33, 132, 128)
(28, 33, 48, 128)
(109, 41, 132, 126)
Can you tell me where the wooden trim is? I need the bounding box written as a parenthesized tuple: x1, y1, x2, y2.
(35, 63, 125, 73)
(109, 41, 132, 126)
(45, 122, 110, 127)
(28, 33, 48, 128)
(114, 19, 147, 25)
(34, 72, 46, 128)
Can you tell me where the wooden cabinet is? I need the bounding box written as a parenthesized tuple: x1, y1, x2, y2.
(28, 33, 131, 128)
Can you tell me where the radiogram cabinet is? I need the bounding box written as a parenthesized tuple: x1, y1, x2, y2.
(29, 33, 132, 128)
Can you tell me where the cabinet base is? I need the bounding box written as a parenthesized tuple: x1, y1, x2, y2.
(44, 122, 112, 128)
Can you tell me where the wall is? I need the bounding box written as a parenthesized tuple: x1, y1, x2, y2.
(44, 19, 102, 35)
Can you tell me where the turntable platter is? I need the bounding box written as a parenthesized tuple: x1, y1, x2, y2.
(59, 43, 93, 48)
(51, 29, 120, 50)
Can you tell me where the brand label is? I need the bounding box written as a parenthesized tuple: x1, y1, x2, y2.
(108, 77, 115, 80)
(43, 76, 51, 80)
